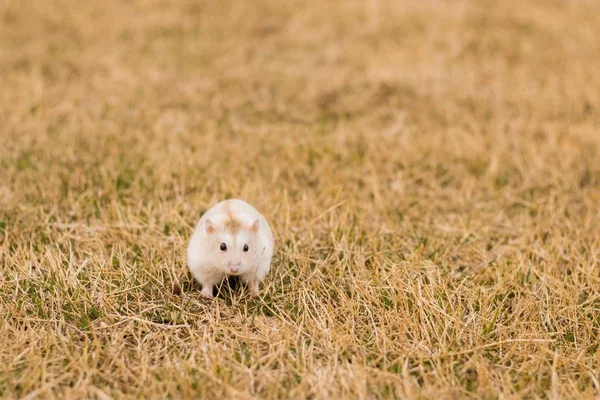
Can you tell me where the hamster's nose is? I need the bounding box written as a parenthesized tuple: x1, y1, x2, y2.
(230, 267, 239, 274)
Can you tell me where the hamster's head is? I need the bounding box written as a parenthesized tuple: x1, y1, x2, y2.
(203, 217, 262, 275)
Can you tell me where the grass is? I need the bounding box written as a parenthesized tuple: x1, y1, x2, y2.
(1, 0, 600, 398)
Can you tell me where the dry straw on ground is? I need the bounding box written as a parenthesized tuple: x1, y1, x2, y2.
(1, 0, 600, 398)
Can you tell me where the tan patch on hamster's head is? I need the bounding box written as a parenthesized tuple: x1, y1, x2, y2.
(223, 215, 243, 234)
(222, 202, 243, 234)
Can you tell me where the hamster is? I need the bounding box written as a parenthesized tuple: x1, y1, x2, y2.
(187, 199, 274, 298)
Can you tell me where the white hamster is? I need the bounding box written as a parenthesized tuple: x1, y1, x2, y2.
(187, 199, 274, 298)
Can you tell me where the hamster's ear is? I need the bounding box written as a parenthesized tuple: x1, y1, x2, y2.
(249, 219, 260, 234)
(205, 218, 216, 234)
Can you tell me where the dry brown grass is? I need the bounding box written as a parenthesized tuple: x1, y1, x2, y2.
(1, 0, 600, 398)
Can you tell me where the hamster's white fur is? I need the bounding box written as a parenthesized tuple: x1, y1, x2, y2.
(187, 199, 274, 298)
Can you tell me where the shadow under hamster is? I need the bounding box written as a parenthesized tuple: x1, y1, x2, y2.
(181, 271, 244, 298)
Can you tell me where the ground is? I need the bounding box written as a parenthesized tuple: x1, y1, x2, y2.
(1, 0, 600, 398)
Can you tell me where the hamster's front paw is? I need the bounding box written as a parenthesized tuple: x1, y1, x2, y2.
(200, 286, 214, 298)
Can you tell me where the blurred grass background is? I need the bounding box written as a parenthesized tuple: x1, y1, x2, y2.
(1, 0, 600, 398)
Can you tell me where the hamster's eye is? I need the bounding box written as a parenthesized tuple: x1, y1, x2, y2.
(220, 243, 227, 251)
(243, 244, 249, 252)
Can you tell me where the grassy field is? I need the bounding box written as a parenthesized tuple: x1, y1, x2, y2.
(1, 0, 600, 398)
